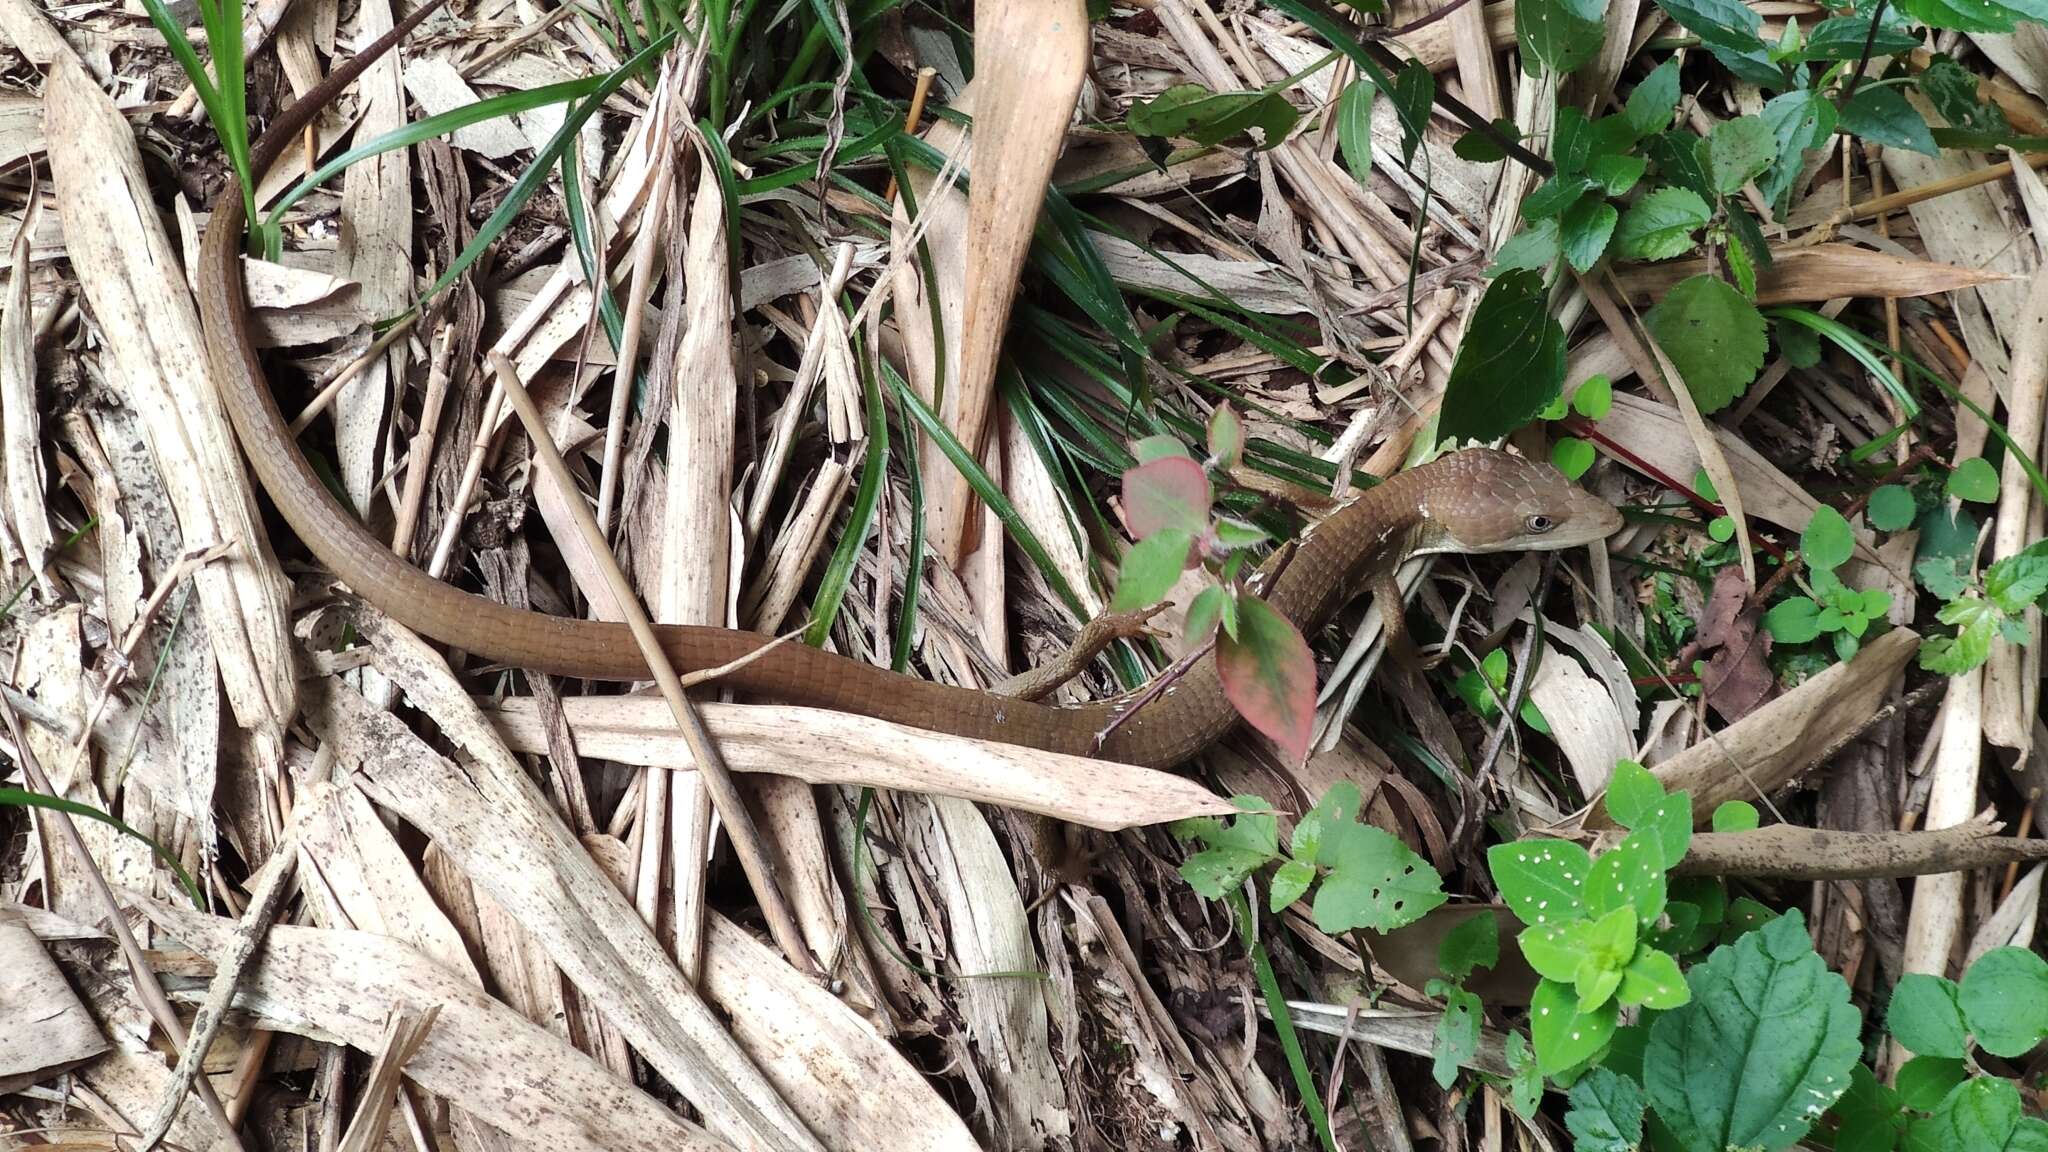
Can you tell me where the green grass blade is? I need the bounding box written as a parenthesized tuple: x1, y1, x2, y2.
(0, 787, 205, 908)
(805, 327, 888, 647)
(264, 77, 605, 230)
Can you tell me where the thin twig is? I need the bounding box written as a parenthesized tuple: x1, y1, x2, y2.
(486, 353, 819, 978)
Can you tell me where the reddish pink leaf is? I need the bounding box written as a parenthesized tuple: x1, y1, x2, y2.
(1123, 456, 1212, 539)
(1216, 595, 1317, 764)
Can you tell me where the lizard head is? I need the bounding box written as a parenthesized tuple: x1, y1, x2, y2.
(1412, 448, 1624, 555)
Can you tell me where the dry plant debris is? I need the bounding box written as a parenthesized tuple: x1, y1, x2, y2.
(3, 0, 2048, 1148)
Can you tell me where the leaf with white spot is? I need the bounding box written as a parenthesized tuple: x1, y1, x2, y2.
(1584, 827, 1667, 927)
(1531, 976, 1619, 1075)
(1488, 839, 1592, 927)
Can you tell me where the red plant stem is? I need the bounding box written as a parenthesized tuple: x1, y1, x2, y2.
(1559, 416, 1790, 563)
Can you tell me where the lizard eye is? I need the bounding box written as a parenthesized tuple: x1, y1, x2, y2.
(1525, 514, 1556, 533)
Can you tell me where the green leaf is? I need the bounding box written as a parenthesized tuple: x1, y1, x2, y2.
(1644, 274, 1769, 413)
(1525, 175, 1597, 220)
(1336, 79, 1376, 187)
(1918, 57, 2010, 134)
(1833, 1063, 1907, 1152)
(1893, 1055, 1969, 1111)
(1919, 597, 1998, 674)
(1644, 132, 1715, 201)
(1708, 116, 1778, 194)
(1711, 800, 1760, 832)
(1206, 404, 1244, 467)
(1123, 455, 1212, 538)
(1759, 89, 1837, 212)
(1433, 985, 1483, 1088)
(1905, 1077, 2048, 1152)
(1653, 0, 1780, 85)
(1505, 1031, 1543, 1117)
(1725, 227, 1758, 299)
(1178, 799, 1279, 898)
(1589, 152, 1648, 196)
(1869, 485, 1918, 532)
(1111, 529, 1194, 613)
(1186, 584, 1233, 642)
(1522, 920, 1596, 981)
(1708, 515, 1736, 542)
(1894, 0, 2048, 34)
(1438, 911, 1501, 978)
(1269, 858, 1315, 911)
(1985, 540, 2048, 614)
(1216, 596, 1317, 764)
(1565, 1067, 1646, 1152)
(1438, 269, 1567, 446)
(1615, 187, 1713, 261)
(1887, 973, 1968, 1058)
(1803, 504, 1855, 572)
(1840, 86, 1938, 156)
(1644, 913, 1860, 1152)
(1626, 57, 1684, 137)
(1574, 373, 1614, 419)
(1584, 827, 1668, 927)
(1553, 436, 1597, 479)
(1726, 204, 1775, 278)
(1958, 945, 2048, 1057)
(1604, 758, 1666, 829)
(1531, 977, 1619, 1074)
(1620, 946, 1689, 1009)
(1127, 83, 1300, 147)
(1560, 197, 1619, 272)
(1312, 821, 1448, 933)
(1803, 15, 1922, 60)
(1489, 838, 1593, 927)
(1492, 218, 1562, 274)
(1517, 0, 1608, 77)
(1132, 434, 1192, 463)
(1387, 61, 1435, 166)
(1946, 456, 2001, 503)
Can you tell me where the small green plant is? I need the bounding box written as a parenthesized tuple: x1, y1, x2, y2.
(1823, 946, 2048, 1151)
(1116, 406, 1323, 760)
(1760, 504, 1892, 662)
(1488, 760, 1693, 1078)
(1539, 374, 1613, 481)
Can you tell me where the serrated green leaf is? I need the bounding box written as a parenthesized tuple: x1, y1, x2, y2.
(1438, 269, 1567, 446)
(1492, 218, 1562, 274)
(1525, 174, 1597, 220)
(1532, 977, 1619, 1074)
(1986, 540, 2048, 614)
(1709, 115, 1778, 194)
(1958, 945, 2048, 1057)
(1517, 0, 1608, 76)
(1433, 985, 1483, 1088)
(1565, 1067, 1646, 1152)
(1887, 974, 1968, 1058)
(1269, 858, 1315, 911)
(1589, 152, 1647, 196)
(1644, 131, 1715, 201)
(1439, 910, 1500, 978)
(1489, 838, 1593, 927)
(1711, 800, 1760, 833)
(1626, 57, 1683, 137)
(1644, 913, 1860, 1152)
(1312, 820, 1447, 933)
(1179, 799, 1279, 898)
(1804, 14, 1923, 59)
(1561, 197, 1619, 272)
(1726, 203, 1775, 274)
(1653, 0, 1781, 85)
(1840, 85, 1937, 155)
(1833, 1063, 1907, 1152)
(1585, 827, 1668, 927)
(1760, 90, 1837, 212)
(1726, 227, 1758, 298)
(1894, 0, 2048, 34)
(1644, 274, 1768, 413)
(1615, 187, 1712, 261)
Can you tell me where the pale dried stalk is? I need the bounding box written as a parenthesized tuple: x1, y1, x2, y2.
(487, 354, 816, 977)
(596, 82, 676, 539)
(1983, 267, 2048, 752)
(0, 694, 248, 1152)
(1896, 665, 1986, 1068)
(388, 325, 457, 556)
(1, 191, 51, 596)
(137, 846, 297, 1152)
(334, 1004, 441, 1152)
(745, 244, 857, 542)
(742, 458, 851, 635)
